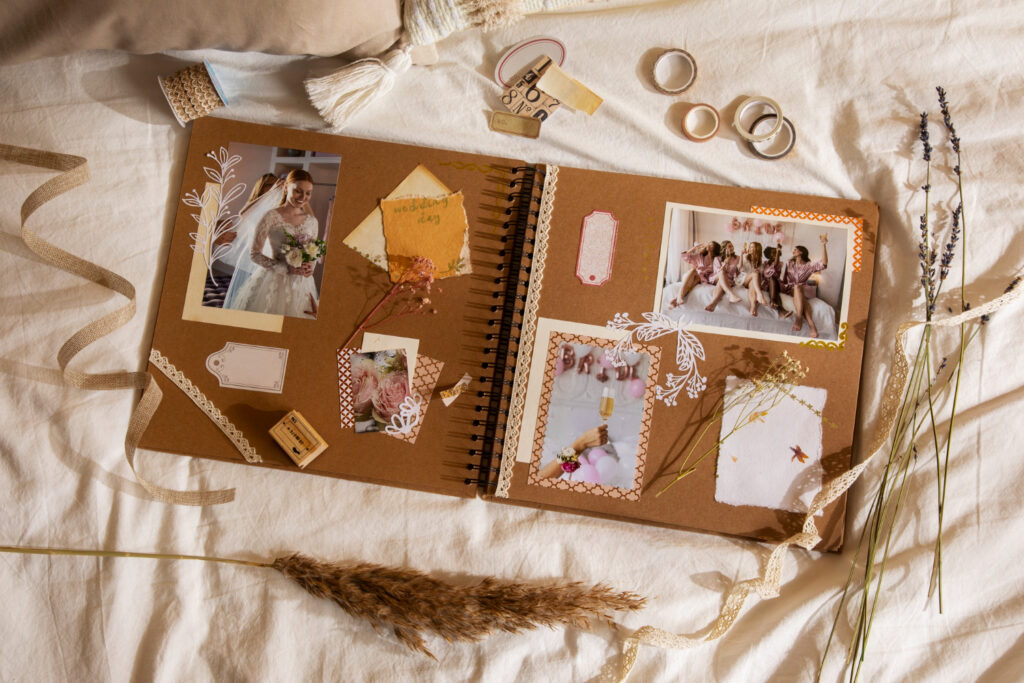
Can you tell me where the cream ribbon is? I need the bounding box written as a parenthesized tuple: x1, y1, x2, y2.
(618, 284, 1024, 678)
(1, 143, 234, 506)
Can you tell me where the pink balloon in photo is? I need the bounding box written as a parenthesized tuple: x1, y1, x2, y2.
(554, 359, 565, 376)
(628, 377, 645, 399)
(577, 451, 604, 484)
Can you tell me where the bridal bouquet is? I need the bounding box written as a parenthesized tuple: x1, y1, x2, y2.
(281, 230, 327, 268)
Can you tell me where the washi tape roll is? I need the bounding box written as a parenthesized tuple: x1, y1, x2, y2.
(733, 95, 783, 143)
(747, 113, 796, 160)
(158, 59, 229, 127)
(681, 103, 721, 142)
(651, 48, 697, 94)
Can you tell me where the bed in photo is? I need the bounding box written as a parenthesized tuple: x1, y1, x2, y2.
(655, 203, 852, 343)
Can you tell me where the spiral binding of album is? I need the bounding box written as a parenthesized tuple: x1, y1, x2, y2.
(461, 165, 545, 491)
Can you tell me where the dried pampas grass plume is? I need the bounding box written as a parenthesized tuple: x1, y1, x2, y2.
(1, 545, 644, 660)
(271, 553, 646, 658)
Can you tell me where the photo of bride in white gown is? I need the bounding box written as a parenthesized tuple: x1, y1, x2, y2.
(222, 169, 324, 319)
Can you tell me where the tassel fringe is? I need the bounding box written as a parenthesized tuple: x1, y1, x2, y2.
(304, 49, 412, 130)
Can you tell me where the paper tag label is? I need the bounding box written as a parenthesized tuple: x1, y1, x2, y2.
(576, 211, 618, 286)
(501, 56, 561, 121)
(206, 342, 288, 393)
(489, 111, 542, 139)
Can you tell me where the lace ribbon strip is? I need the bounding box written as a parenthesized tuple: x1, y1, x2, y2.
(496, 164, 558, 498)
(149, 350, 262, 464)
(1, 142, 234, 506)
(617, 284, 1024, 679)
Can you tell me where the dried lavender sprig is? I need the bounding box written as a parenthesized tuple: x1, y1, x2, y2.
(981, 275, 1021, 324)
(919, 112, 932, 161)
(917, 115, 937, 313)
(930, 85, 968, 612)
(936, 87, 960, 155)
(825, 89, 970, 681)
(938, 204, 962, 283)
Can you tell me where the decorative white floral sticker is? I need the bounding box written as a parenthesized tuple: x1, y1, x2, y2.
(607, 311, 707, 406)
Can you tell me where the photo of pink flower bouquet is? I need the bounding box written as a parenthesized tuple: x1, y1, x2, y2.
(349, 349, 411, 433)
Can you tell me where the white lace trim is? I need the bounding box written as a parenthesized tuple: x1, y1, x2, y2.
(149, 349, 263, 463)
(495, 165, 558, 498)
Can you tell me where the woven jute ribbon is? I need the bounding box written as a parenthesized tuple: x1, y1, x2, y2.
(1, 143, 233, 506)
(617, 284, 1023, 678)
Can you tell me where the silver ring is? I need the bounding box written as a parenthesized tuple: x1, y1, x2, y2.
(651, 48, 697, 94)
(733, 96, 783, 142)
(747, 113, 796, 160)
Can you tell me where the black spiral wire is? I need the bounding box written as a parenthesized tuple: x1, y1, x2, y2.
(464, 166, 543, 487)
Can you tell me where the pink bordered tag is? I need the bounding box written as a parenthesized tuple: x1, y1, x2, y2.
(576, 210, 618, 286)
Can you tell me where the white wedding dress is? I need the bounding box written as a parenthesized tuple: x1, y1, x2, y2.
(224, 208, 320, 318)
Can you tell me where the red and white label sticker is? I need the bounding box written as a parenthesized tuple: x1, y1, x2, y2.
(576, 211, 618, 286)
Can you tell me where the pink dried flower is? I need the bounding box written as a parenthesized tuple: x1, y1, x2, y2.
(341, 257, 438, 350)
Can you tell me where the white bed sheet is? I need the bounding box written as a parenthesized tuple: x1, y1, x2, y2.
(661, 280, 839, 340)
(2, 1, 1024, 681)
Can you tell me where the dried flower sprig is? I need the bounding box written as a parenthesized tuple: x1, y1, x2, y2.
(981, 275, 1021, 324)
(341, 257, 437, 350)
(936, 86, 960, 155)
(657, 351, 831, 496)
(938, 204, 961, 283)
(916, 114, 940, 315)
(0, 545, 645, 660)
(820, 87, 1022, 683)
(918, 112, 932, 161)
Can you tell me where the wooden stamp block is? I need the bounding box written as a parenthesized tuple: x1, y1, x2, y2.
(270, 410, 328, 469)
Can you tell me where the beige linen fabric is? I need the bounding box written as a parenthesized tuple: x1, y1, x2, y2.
(2, 1, 1024, 680)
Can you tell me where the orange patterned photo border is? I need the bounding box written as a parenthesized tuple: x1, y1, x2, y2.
(749, 205, 865, 273)
(526, 331, 661, 502)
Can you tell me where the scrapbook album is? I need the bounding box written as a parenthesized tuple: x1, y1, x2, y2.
(140, 117, 877, 550)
